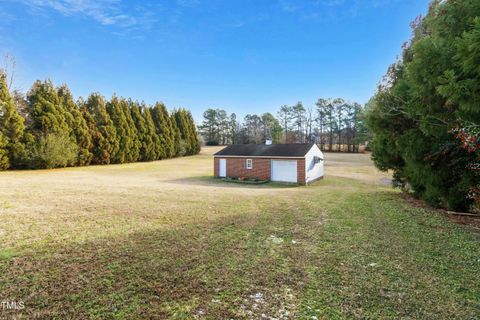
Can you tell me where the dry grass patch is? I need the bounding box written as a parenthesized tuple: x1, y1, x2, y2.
(0, 147, 479, 319)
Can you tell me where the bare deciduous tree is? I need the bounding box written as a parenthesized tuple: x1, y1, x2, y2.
(2, 54, 16, 92)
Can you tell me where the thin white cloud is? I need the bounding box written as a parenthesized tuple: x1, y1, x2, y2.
(176, 0, 200, 8)
(278, 0, 401, 21)
(279, 0, 298, 12)
(315, 0, 346, 6)
(17, 0, 138, 27)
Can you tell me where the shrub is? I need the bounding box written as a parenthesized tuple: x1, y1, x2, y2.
(24, 133, 78, 169)
(177, 139, 187, 157)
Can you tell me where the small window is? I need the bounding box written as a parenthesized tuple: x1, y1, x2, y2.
(314, 156, 323, 164)
(246, 159, 253, 169)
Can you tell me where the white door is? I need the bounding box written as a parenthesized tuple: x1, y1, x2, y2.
(219, 159, 226, 177)
(271, 160, 297, 183)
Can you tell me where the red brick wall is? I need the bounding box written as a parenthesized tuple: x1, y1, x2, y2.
(214, 157, 219, 177)
(297, 160, 306, 185)
(214, 157, 306, 184)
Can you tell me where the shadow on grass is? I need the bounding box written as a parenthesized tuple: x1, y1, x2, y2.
(0, 206, 309, 319)
(1, 190, 479, 319)
(167, 175, 301, 189)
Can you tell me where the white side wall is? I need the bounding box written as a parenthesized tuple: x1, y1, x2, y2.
(305, 144, 324, 183)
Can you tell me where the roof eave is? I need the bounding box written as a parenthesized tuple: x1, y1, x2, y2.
(213, 155, 306, 159)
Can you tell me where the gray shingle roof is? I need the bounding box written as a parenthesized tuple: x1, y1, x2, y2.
(214, 143, 315, 157)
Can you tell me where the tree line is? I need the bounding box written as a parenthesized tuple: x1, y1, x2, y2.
(366, 0, 480, 212)
(0, 74, 200, 170)
(199, 99, 370, 152)
(198, 109, 283, 145)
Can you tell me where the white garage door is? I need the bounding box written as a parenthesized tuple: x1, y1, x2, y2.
(271, 160, 298, 183)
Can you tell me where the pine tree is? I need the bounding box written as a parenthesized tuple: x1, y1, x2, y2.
(57, 85, 93, 166)
(0, 72, 27, 167)
(83, 93, 118, 165)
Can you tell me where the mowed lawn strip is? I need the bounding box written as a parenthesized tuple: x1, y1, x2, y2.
(0, 148, 479, 319)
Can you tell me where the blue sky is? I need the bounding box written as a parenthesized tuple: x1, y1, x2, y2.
(0, 0, 430, 122)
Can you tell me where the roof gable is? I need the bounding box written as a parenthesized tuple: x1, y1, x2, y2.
(214, 143, 315, 157)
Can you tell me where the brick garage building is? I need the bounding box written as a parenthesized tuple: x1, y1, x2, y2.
(213, 143, 324, 185)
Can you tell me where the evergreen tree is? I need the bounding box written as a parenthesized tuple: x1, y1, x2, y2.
(142, 106, 162, 161)
(367, 0, 480, 211)
(83, 93, 118, 165)
(27, 80, 70, 135)
(124, 99, 140, 163)
(173, 109, 189, 155)
(130, 102, 154, 161)
(142, 106, 162, 160)
(198, 109, 222, 145)
(57, 85, 93, 166)
(0, 74, 201, 169)
(292, 102, 306, 143)
(171, 112, 183, 156)
(0, 73, 26, 167)
(334, 99, 346, 151)
(261, 112, 283, 144)
(228, 113, 240, 144)
(106, 96, 130, 163)
(0, 132, 9, 170)
(277, 105, 293, 143)
(26, 80, 77, 168)
(185, 110, 200, 154)
(315, 99, 328, 150)
(150, 103, 175, 159)
(325, 101, 335, 151)
(174, 109, 200, 155)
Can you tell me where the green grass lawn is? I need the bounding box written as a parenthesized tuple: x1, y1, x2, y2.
(0, 148, 479, 319)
